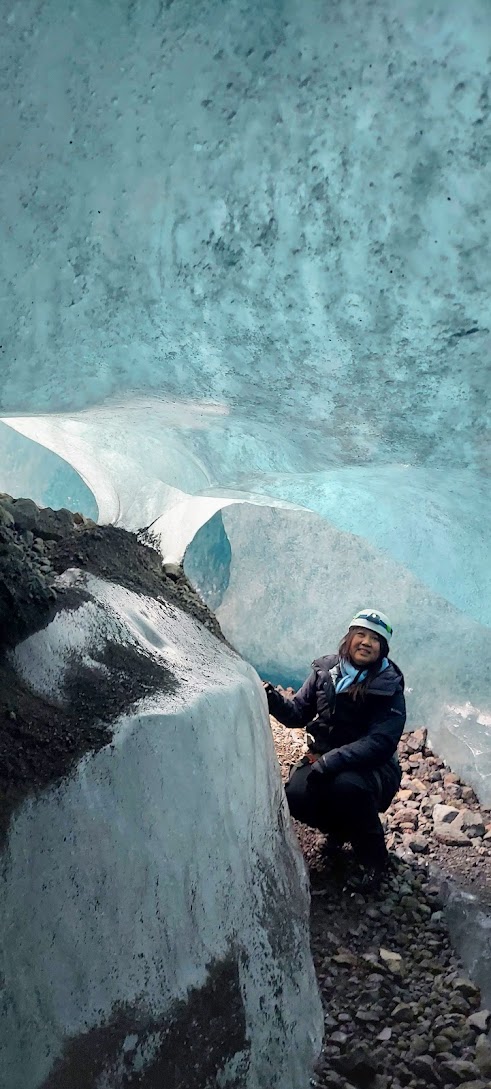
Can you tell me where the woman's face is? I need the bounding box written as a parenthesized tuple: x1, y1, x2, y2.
(349, 627, 381, 667)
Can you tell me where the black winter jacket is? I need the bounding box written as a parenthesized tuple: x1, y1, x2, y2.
(267, 655, 406, 782)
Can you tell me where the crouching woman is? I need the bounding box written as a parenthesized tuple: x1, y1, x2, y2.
(264, 609, 406, 884)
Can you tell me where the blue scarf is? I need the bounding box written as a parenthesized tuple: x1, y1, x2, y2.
(335, 656, 389, 694)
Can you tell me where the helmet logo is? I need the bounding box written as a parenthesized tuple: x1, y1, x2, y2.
(357, 612, 393, 636)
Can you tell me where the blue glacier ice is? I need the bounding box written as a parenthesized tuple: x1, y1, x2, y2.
(0, 0, 490, 804)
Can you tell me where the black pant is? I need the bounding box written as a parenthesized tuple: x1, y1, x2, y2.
(285, 762, 395, 868)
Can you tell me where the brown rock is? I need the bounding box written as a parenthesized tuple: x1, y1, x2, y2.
(406, 834, 428, 854)
(434, 825, 469, 846)
(454, 808, 486, 838)
(405, 727, 428, 753)
(433, 803, 460, 824)
(410, 778, 428, 794)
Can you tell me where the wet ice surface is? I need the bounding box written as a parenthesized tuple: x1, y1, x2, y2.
(437, 875, 491, 1010)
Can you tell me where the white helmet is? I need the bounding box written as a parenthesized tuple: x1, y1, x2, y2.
(349, 609, 393, 646)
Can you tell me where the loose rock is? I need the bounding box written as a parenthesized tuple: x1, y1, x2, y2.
(475, 1032, 491, 1077)
(434, 825, 469, 846)
(433, 803, 460, 825)
(467, 1009, 491, 1033)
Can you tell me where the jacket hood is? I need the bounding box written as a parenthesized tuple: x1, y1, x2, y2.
(312, 654, 404, 696)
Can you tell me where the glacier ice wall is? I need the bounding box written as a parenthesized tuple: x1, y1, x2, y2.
(0, 1, 490, 787)
(0, 572, 322, 1089)
(0, 422, 97, 518)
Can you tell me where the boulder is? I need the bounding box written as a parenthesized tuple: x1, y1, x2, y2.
(8, 497, 40, 533)
(35, 506, 75, 541)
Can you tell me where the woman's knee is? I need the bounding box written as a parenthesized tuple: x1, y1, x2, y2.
(285, 764, 322, 825)
(285, 762, 312, 800)
(330, 771, 371, 800)
(329, 771, 375, 817)
(285, 766, 311, 817)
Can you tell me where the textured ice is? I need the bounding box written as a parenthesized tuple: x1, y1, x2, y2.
(0, 0, 490, 794)
(1, 572, 322, 1088)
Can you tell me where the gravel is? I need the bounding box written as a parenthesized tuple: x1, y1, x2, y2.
(271, 710, 491, 1089)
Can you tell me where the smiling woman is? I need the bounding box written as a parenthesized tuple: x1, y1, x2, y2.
(264, 608, 406, 890)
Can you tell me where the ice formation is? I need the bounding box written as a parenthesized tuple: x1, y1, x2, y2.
(0, 1, 490, 781)
(0, 572, 322, 1088)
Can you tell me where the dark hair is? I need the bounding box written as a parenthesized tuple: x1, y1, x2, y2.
(338, 629, 389, 701)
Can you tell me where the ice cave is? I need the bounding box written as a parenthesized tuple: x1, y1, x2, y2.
(0, 1, 490, 1087)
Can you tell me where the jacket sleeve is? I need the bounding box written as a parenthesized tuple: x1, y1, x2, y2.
(316, 688, 406, 775)
(266, 671, 318, 728)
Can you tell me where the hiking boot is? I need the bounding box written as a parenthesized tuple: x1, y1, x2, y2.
(344, 861, 388, 894)
(320, 834, 344, 858)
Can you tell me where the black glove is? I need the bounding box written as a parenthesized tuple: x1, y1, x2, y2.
(262, 682, 277, 710)
(307, 754, 333, 788)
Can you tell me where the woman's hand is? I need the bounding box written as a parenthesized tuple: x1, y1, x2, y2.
(262, 681, 278, 713)
(307, 753, 334, 788)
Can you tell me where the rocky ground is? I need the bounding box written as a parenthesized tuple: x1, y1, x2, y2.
(0, 496, 227, 844)
(271, 707, 491, 1089)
